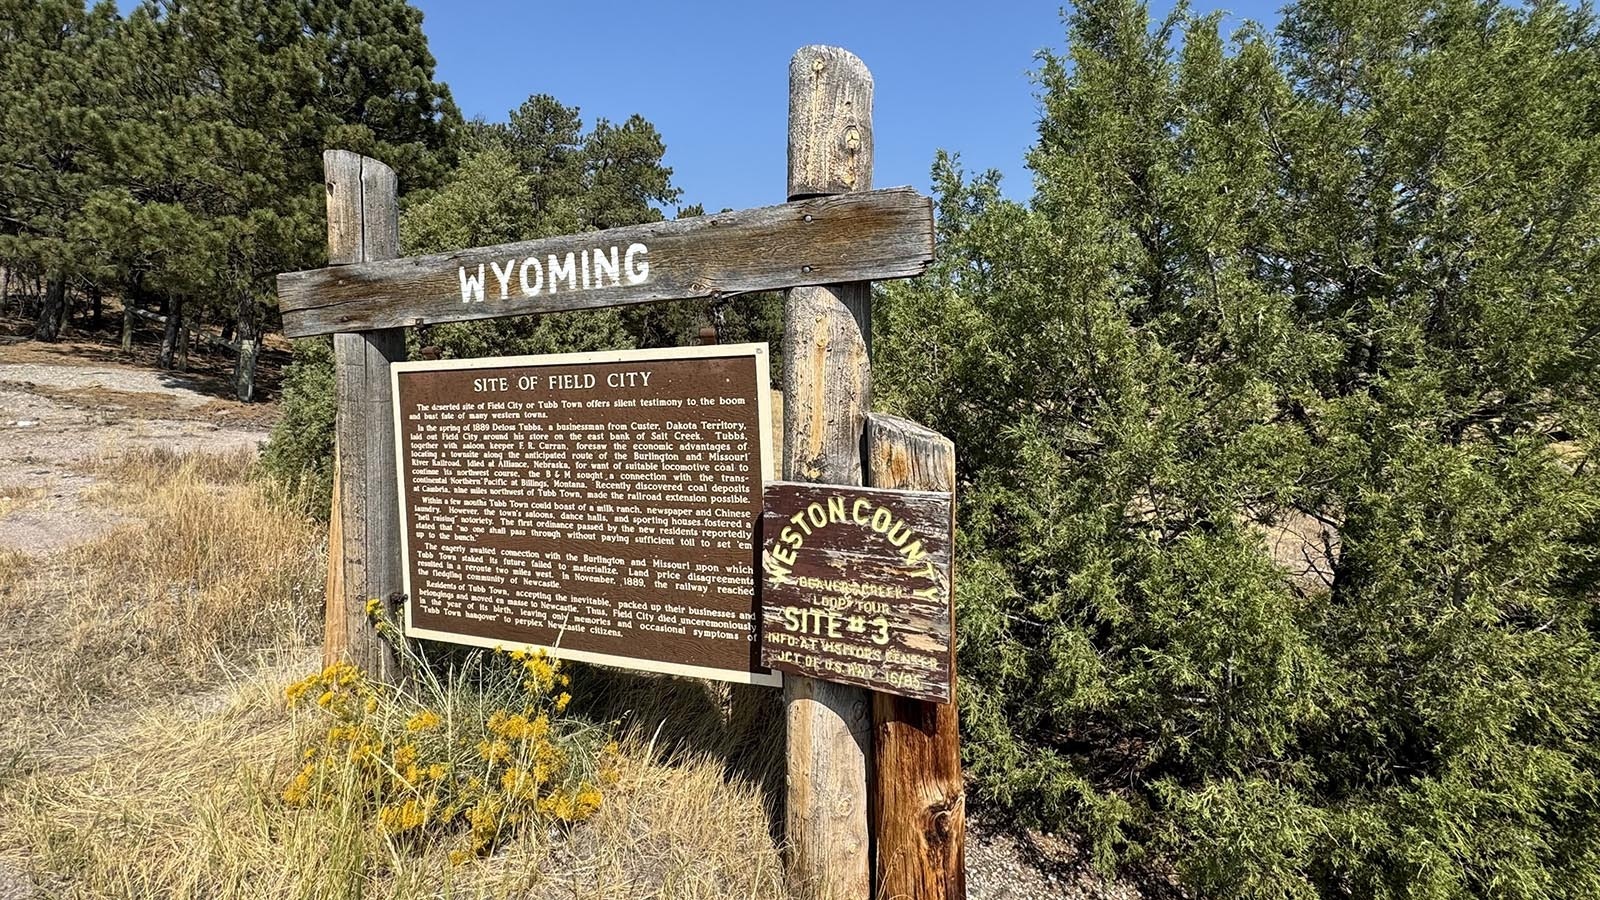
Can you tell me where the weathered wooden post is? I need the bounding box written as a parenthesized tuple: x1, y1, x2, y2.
(867, 414, 966, 899)
(782, 44, 875, 899)
(322, 149, 404, 681)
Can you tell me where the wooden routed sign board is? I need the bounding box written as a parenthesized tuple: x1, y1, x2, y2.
(760, 481, 955, 703)
(278, 188, 934, 338)
(392, 343, 779, 686)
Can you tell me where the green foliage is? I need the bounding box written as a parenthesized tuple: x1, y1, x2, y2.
(399, 143, 637, 360)
(0, 0, 116, 297)
(260, 338, 338, 516)
(1, 0, 458, 379)
(877, 0, 1600, 895)
(263, 95, 751, 507)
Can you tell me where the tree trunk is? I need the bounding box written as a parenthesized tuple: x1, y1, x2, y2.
(121, 300, 136, 352)
(35, 273, 64, 342)
(158, 296, 182, 368)
(233, 295, 259, 402)
(55, 281, 69, 337)
(220, 319, 235, 343)
(1, 267, 10, 314)
(90, 285, 103, 330)
(782, 45, 876, 900)
(175, 314, 190, 371)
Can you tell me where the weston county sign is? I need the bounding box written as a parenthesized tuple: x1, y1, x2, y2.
(760, 481, 955, 703)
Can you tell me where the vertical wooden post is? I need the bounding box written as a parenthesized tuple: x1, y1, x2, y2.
(324, 150, 404, 681)
(782, 44, 875, 900)
(867, 413, 966, 900)
(321, 458, 346, 669)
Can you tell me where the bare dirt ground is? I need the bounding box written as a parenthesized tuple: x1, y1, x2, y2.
(0, 340, 277, 553)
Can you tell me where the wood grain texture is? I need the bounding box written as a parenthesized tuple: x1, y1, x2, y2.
(327, 151, 404, 682)
(866, 413, 965, 900)
(277, 188, 932, 338)
(322, 455, 345, 669)
(323, 150, 363, 266)
(789, 46, 873, 199)
(782, 44, 875, 900)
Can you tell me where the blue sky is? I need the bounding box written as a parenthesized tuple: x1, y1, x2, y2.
(408, 1, 1284, 213)
(114, 1, 1285, 210)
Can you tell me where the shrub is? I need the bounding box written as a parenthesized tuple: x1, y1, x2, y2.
(282, 621, 617, 861)
(260, 337, 337, 518)
(877, 0, 1600, 895)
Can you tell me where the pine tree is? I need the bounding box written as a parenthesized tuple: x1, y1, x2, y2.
(0, 0, 117, 341)
(63, 0, 458, 393)
(264, 94, 706, 512)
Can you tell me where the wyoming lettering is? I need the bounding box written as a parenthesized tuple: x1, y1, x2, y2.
(458, 242, 650, 303)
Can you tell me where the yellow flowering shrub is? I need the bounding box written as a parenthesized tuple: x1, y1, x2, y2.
(282, 602, 620, 859)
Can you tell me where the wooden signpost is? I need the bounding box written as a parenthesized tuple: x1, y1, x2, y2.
(278, 189, 933, 338)
(284, 44, 963, 900)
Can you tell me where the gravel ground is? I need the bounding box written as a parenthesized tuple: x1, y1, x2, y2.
(967, 809, 1147, 900)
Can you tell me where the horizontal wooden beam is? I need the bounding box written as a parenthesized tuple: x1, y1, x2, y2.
(276, 187, 934, 338)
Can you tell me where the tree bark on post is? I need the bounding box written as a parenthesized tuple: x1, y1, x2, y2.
(325, 150, 404, 682)
(867, 413, 966, 900)
(782, 44, 875, 900)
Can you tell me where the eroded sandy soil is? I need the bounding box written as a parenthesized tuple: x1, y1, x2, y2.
(0, 345, 277, 553)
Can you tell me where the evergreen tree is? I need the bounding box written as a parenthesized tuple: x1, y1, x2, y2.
(264, 95, 708, 512)
(61, 0, 458, 394)
(0, 0, 117, 341)
(878, 0, 1600, 895)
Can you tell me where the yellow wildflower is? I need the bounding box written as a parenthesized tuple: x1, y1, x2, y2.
(574, 782, 602, 819)
(537, 791, 575, 822)
(406, 709, 441, 732)
(499, 767, 543, 800)
(393, 743, 418, 770)
(365, 597, 381, 618)
(281, 763, 315, 806)
(377, 795, 434, 833)
(553, 692, 571, 713)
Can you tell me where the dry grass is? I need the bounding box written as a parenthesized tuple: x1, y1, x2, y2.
(0, 448, 321, 738)
(0, 663, 788, 900)
(0, 447, 791, 899)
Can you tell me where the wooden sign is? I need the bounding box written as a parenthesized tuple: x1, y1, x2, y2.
(759, 481, 954, 703)
(392, 343, 779, 686)
(277, 187, 934, 338)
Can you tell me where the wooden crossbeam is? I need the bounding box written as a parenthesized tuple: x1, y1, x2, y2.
(276, 187, 934, 338)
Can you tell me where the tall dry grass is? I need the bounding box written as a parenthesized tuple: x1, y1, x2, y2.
(1, 665, 788, 900)
(0, 447, 323, 755)
(0, 448, 791, 899)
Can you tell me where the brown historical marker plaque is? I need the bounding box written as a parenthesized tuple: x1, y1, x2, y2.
(392, 343, 779, 686)
(760, 481, 955, 702)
